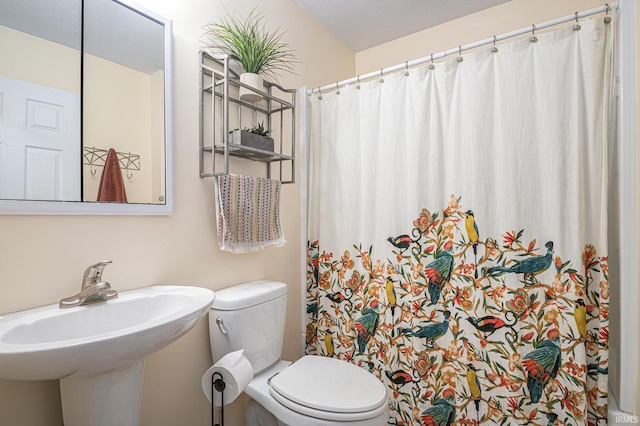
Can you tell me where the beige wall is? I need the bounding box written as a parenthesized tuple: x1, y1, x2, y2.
(82, 54, 154, 203)
(0, 25, 80, 92)
(150, 69, 166, 203)
(0, 0, 353, 425)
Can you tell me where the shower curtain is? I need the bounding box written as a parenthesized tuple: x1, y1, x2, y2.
(306, 16, 613, 426)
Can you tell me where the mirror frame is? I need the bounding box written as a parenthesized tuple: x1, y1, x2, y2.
(0, 0, 173, 215)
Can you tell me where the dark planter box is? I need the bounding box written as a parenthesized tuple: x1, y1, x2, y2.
(230, 130, 274, 152)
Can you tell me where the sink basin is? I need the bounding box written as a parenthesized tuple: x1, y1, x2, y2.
(0, 285, 214, 380)
(0, 285, 214, 426)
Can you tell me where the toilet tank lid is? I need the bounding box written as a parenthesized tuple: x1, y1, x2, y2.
(212, 281, 287, 310)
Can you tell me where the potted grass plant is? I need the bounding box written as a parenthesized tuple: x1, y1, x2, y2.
(202, 8, 297, 103)
(230, 121, 274, 151)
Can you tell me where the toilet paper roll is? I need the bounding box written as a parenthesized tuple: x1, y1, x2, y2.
(202, 349, 253, 406)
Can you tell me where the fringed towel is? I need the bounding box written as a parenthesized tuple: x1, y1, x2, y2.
(97, 148, 128, 203)
(215, 174, 286, 253)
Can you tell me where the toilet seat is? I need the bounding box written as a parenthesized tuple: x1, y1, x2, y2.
(268, 355, 388, 422)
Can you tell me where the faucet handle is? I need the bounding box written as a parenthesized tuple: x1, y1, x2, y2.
(83, 260, 113, 282)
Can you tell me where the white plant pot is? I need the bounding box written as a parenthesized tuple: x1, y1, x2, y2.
(240, 73, 264, 103)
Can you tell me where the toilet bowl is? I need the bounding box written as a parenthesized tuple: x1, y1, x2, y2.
(207, 281, 389, 426)
(245, 356, 389, 426)
(246, 399, 281, 426)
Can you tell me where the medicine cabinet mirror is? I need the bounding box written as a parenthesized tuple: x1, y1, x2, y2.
(0, 0, 173, 214)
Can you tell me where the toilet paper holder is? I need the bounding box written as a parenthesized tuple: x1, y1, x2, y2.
(211, 372, 226, 426)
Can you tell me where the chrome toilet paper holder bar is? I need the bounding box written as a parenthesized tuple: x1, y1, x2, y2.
(211, 371, 226, 426)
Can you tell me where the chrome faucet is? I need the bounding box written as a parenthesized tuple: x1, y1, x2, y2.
(59, 260, 118, 309)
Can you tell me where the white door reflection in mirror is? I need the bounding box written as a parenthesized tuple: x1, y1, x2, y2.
(0, 76, 80, 201)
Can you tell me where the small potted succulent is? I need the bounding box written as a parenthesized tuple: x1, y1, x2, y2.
(230, 121, 274, 151)
(202, 8, 297, 103)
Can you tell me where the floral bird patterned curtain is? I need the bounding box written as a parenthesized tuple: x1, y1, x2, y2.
(306, 15, 614, 426)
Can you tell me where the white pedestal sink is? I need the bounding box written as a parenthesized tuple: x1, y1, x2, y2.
(0, 285, 214, 426)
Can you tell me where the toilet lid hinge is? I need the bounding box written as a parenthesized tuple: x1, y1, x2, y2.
(267, 372, 279, 385)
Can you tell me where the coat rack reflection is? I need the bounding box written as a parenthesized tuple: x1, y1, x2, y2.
(83, 147, 141, 180)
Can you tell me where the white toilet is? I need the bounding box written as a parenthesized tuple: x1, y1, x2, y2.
(208, 280, 389, 426)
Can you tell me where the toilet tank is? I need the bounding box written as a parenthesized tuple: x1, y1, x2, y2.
(209, 281, 287, 375)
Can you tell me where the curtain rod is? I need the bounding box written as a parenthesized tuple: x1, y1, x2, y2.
(310, 4, 612, 94)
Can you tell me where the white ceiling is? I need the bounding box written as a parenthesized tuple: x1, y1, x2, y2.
(294, 0, 512, 52)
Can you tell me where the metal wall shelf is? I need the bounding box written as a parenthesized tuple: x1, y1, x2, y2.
(199, 50, 296, 183)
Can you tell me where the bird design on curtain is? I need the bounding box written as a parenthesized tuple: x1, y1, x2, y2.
(306, 196, 609, 425)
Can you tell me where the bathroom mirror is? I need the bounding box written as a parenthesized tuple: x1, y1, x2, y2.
(0, 0, 173, 215)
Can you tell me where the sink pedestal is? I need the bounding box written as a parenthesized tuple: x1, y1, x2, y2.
(60, 361, 144, 426)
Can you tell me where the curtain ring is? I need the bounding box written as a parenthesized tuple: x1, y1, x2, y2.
(604, 3, 612, 24)
(491, 35, 499, 53)
(573, 12, 581, 31)
(404, 61, 410, 76)
(457, 45, 464, 63)
(429, 54, 435, 70)
(379, 68, 384, 83)
(356, 75, 361, 89)
(335, 81, 340, 95)
(530, 24, 538, 43)
(317, 87, 322, 100)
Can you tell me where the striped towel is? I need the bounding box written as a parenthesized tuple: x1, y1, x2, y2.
(215, 174, 286, 253)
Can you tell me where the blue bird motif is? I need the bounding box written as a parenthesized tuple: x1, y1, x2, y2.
(488, 241, 554, 283)
(420, 392, 456, 426)
(354, 308, 379, 355)
(424, 249, 454, 304)
(522, 328, 561, 403)
(306, 301, 318, 315)
(400, 311, 450, 349)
